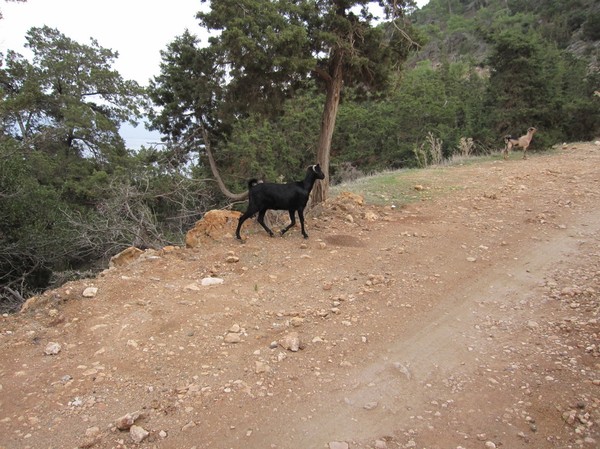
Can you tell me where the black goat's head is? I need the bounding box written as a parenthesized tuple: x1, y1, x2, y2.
(310, 164, 326, 180)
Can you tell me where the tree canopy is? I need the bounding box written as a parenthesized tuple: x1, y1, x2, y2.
(1, 26, 146, 162)
(149, 0, 420, 203)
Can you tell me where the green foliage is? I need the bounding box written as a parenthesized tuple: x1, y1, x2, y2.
(583, 12, 600, 40)
(332, 60, 489, 170)
(484, 25, 599, 147)
(0, 26, 146, 161)
(148, 30, 225, 156)
(218, 89, 323, 190)
(150, 1, 420, 205)
(0, 27, 213, 308)
(0, 140, 75, 307)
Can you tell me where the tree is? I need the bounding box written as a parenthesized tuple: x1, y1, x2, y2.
(0, 26, 150, 309)
(150, 1, 419, 204)
(1, 26, 146, 162)
(484, 30, 549, 136)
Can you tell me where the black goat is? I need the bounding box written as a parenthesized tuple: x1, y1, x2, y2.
(235, 164, 326, 240)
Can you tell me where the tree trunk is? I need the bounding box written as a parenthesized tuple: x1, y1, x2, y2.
(200, 125, 248, 202)
(311, 49, 344, 206)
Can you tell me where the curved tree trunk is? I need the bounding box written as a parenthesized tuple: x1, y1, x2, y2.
(200, 125, 248, 202)
(311, 49, 344, 206)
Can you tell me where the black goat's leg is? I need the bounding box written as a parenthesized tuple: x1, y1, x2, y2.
(298, 208, 308, 238)
(257, 210, 275, 237)
(236, 213, 250, 240)
(280, 210, 296, 236)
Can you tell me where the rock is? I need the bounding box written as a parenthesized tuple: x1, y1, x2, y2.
(61, 375, 73, 383)
(80, 426, 101, 448)
(290, 317, 304, 327)
(374, 440, 388, 449)
(44, 342, 61, 355)
(224, 333, 241, 344)
(364, 211, 378, 221)
(109, 247, 144, 268)
(82, 287, 98, 298)
(329, 442, 349, 449)
(85, 426, 100, 437)
(19, 295, 42, 313)
(255, 361, 270, 374)
(116, 412, 141, 430)
(280, 332, 303, 352)
(367, 274, 385, 285)
(185, 210, 242, 247)
(201, 277, 224, 286)
(130, 425, 149, 443)
(182, 421, 196, 431)
(562, 410, 577, 425)
(393, 362, 412, 380)
(329, 191, 364, 210)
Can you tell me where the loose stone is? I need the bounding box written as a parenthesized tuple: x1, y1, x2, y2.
(129, 425, 149, 444)
(82, 287, 98, 298)
(201, 277, 224, 286)
(44, 342, 61, 355)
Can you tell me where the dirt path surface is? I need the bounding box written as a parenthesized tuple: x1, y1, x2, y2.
(1, 144, 599, 449)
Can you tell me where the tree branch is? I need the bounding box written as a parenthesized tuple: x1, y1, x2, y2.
(198, 124, 248, 201)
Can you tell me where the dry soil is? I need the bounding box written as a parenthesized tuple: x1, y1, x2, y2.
(1, 143, 599, 449)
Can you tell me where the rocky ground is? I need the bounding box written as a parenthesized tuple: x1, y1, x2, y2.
(0, 143, 599, 449)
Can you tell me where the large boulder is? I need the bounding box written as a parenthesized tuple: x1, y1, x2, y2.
(185, 210, 242, 247)
(109, 247, 144, 268)
(326, 191, 364, 211)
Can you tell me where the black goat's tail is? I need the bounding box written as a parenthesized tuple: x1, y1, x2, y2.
(248, 178, 260, 189)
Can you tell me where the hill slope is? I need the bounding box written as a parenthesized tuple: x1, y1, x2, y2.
(1, 144, 599, 449)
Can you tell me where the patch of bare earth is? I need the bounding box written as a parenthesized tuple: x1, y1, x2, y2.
(1, 143, 599, 449)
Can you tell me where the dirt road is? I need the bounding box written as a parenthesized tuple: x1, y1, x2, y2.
(1, 143, 599, 449)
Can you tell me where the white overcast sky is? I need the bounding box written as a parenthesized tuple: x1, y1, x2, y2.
(0, 0, 428, 147)
(0, 0, 204, 85)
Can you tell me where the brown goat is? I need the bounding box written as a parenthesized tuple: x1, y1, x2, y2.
(503, 127, 537, 160)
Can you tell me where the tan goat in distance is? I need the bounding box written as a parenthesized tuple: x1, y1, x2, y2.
(503, 127, 537, 160)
